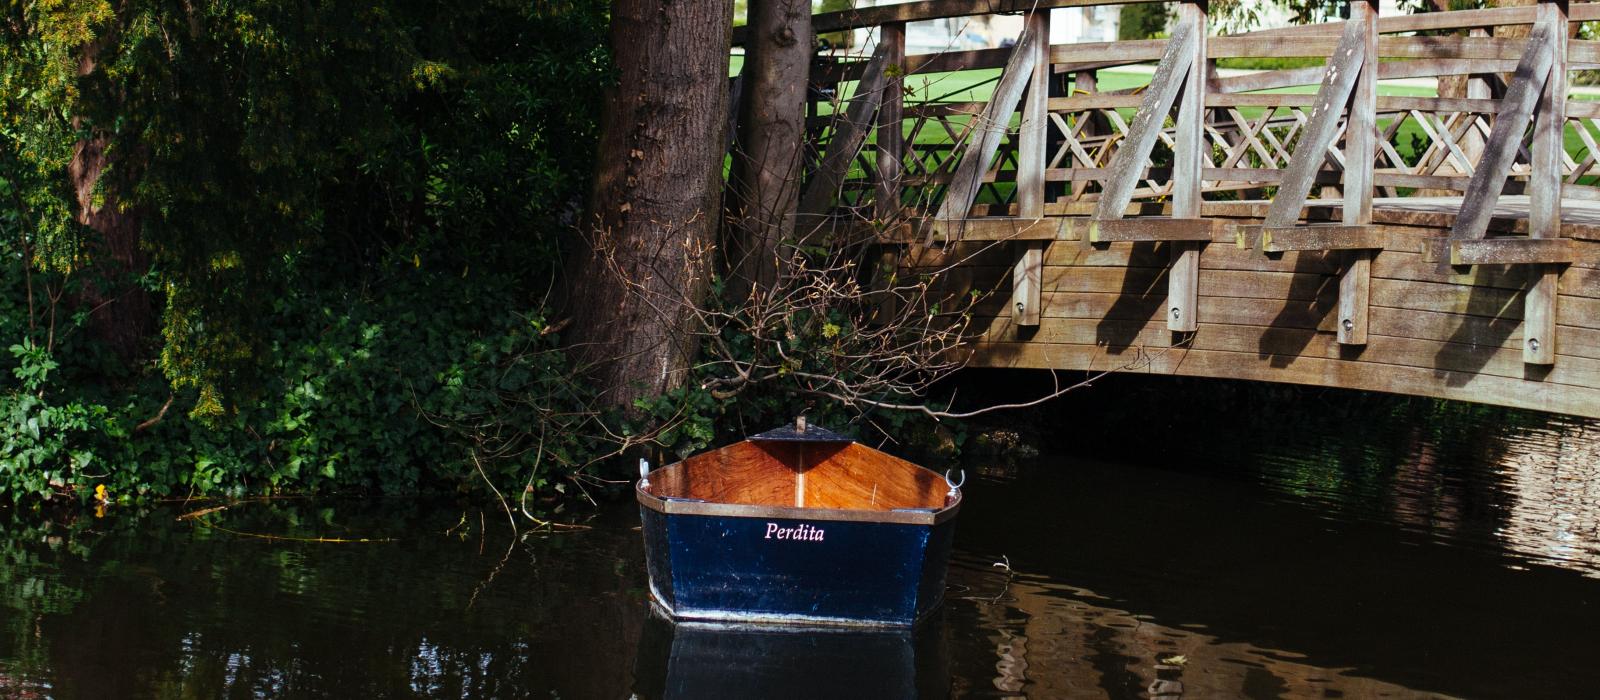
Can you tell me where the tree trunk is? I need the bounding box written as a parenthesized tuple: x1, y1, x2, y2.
(727, 0, 812, 295)
(68, 134, 152, 362)
(565, 0, 734, 409)
(68, 32, 152, 363)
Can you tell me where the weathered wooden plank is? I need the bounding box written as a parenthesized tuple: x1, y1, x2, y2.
(1378, 36, 1531, 60)
(1370, 248, 1531, 289)
(1451, 22, 1553, 241)
(1076, 217, 1218, 244)
(1377, 95, 1499, 114)
(1170, 1, 1207, 334)
(1569, 39, 1600, 65)
(1240, 225, 1388, 252)
(1420, 238, 1576, 266)
(1236, 5, 1538, 38)
(904, 101, 988, 119)
(827, 47, 1009, 82)
(1373, 172, 1473, 191)
(1210, 66, 1326, 93)
(1264, 14, 1369, 228)
(1208, 35, 1338, 58)
(927, 217, 1062, 242)
(1527, 0, 1567, 366)
(969, 317, 1600, 388)
(1341, 0, 1378, 346)
(956, 262, 1600, 331)
(956, 237, 1333, 271)
(1017, 12, 1050, 220)
(799, 43, 891, 217)
(1365, 306, 1600, 361)
(733, 0, 1166, 45)
(1378, 59, 1520, 79)
(965, 291, 1337, 329)
(905, 47, 1010, 75)
(963, 240, 1339, 272)
(876, 23, 906, 222)
(1371, 277, 1522, 320)
(1050, 38, 1166, 65)
(1093, 20, 1196, 221)
(1045, 94, 1146, 111)
(1206, 167, 1285, 183)
(1566, 100, 1600, 119)
(958, 264, 1333, 301)
(1013, 243, 1043, 326)
(935, 26, 1039, 222)
(1207, 93, 1319, 108)
(963, 341, 1600, 418)
(1210, 58, 1522, 95)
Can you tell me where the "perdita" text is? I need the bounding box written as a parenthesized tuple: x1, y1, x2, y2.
(764, 522, 824, 541)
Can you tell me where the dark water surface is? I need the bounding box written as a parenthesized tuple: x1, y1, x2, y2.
(4, 381, 1600, 698)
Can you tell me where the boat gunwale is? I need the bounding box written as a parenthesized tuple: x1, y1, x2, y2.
(637, 481, 961, 525)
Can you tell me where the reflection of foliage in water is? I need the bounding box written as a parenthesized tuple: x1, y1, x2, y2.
(0, 502, 648, 697)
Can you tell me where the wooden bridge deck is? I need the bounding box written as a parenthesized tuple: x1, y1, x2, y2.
(744, 0, 1600, 418)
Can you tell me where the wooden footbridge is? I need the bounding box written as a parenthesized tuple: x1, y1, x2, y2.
(738, 0, 1600, 418)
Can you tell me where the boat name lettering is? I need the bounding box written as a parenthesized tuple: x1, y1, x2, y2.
(764, 522, 825, 541)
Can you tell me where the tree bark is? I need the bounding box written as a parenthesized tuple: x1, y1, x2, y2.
(68, 31, 152, 363)
(565, 0, 734, 409)
(68, 134, 152, 362)
(727, 0, 812, 295)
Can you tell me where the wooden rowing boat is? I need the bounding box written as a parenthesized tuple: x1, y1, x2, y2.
(636, 419, 962, 627)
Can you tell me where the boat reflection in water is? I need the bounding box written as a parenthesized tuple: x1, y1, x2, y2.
(632, 611, 950, 699)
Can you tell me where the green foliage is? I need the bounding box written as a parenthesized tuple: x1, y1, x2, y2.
(0, 0, 616, 506)
(815, 0, 854, 49)
(3, 0, 608, 410)
(1, 342, 112, 501)
(1, 236, 609, 503)
(1118, 2, 1170, 41)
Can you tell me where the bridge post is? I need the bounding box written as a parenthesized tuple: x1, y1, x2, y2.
(1014, 11, 1051, 327)
(1169, 0, 1207, 333)
(875, 22, 905, 223)
(1527, 0, 1567, 366)
(1073, 70, 1102, 202)
(1339, 0, 1378, 346)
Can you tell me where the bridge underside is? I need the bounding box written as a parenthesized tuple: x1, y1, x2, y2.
(949, 198, 1600, 418)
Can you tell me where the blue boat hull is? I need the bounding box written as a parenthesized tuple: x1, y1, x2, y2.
(641, 507, 957, 627)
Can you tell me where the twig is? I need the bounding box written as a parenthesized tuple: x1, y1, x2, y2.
(134, 394, 175, 432)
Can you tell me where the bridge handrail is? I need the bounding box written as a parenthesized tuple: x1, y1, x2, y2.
(736, 1, 1600, 48)
(731, 0, 1162, 47)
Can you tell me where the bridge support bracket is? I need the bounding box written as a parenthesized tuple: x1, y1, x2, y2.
(1072, 217, 1216, 247)
(1234, 225, 1387, 254)
(1421, 237, 1573, 367)
(1420, 237, 1575, 266)
(923, 217, 1062, 243)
